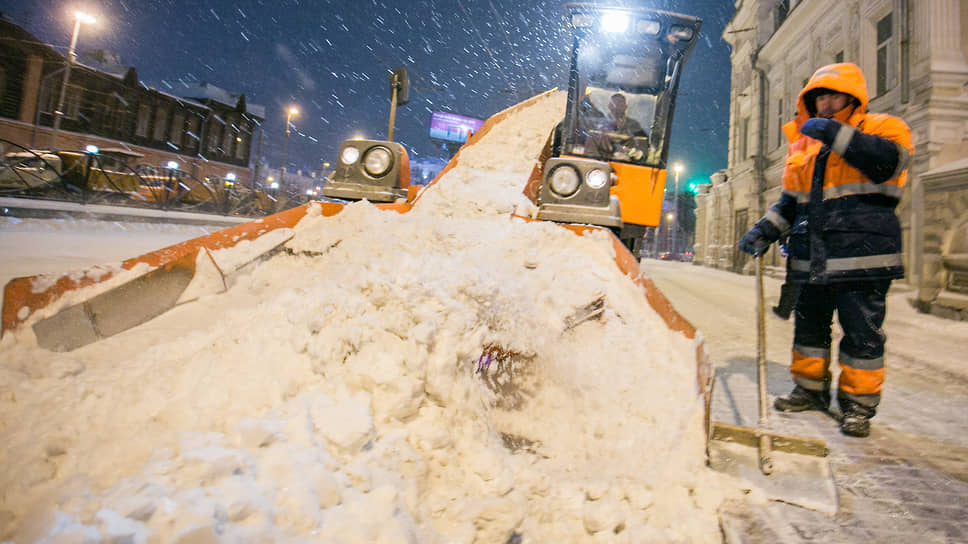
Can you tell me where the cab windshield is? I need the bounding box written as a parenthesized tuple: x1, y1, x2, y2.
(561, 7, 699, 169)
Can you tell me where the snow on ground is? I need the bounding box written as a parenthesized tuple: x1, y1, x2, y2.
(0, 91, 739, 543)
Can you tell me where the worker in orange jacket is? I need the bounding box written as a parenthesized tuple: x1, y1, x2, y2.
(738, 63, 914, 437)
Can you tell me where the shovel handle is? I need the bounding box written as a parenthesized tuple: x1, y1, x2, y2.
(755, 255, 774, 475)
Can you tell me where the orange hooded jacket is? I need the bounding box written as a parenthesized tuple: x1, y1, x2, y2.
(765, 63, 914, 283)
(781, 62, 913, 200)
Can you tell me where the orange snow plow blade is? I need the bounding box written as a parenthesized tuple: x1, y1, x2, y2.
(0, 202, 411, 351)
(558, 223, 714, 432)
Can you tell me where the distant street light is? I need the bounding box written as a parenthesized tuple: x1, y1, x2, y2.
(672, 163, 684, 257)
(50, 10, 96, 149)
(281, 106, 299, 191)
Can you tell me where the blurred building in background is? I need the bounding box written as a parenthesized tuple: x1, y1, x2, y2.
(0, 15, 263, 185)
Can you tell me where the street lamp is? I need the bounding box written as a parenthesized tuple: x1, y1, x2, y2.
(50, 10, 96, 149)
(672, 163, 684, 257)
(281, 106, 299, 192)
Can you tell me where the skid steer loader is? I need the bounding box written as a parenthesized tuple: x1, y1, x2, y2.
(526, 3, 701, 255)
(1, 4, 836, 524)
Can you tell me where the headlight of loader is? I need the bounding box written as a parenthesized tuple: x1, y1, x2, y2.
(549, 165, 581, 197)
(585, 168, 609, 189)
(340, 146, 361, 165)
(363, 146, 393, 177)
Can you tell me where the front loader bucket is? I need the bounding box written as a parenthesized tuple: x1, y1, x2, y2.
(1, 88, 833, 522)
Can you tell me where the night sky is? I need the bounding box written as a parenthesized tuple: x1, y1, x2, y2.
(1, 0, 734, 186)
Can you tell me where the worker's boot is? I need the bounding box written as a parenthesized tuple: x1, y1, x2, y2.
(839, 397, 876, 438)
(773, 385, 830, 412)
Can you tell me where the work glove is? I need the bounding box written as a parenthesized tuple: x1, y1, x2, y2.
(623, 145, 644, 161)
(799, 118, 843, 146)
(738, 220, 780, 256)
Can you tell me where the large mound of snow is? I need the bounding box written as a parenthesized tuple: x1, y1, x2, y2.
(0, 91, 735, 543)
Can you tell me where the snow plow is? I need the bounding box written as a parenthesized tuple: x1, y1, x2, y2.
(528, 4, 701, 253)
(0, 6, 835, 541)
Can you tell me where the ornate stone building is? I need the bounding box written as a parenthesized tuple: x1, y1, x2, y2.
(695, 0, 968, 317)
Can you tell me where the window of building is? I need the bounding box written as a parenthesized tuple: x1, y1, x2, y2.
(834, 50, 844, 63)
(876, 12, 896, 95)
(61, 85, 83, 120)
(153, 106, 168, 141)
(135, 104, 151, 138)
(101, 93, 121, 135)
(185, 115, 201, 149)
(775, 98, 785, 149)
(235, 130, 249, 160)
(738, 117, 749, 161)
(208, 118, 225, 153)
(222, 120, 237, 156)
(170, 113, 185, 147)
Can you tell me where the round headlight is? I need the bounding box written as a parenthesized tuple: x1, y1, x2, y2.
(340, 146, 361, 165)
(363, 146, 393, 177)
(585, 168, 609, 189)
(549, 165, 580, 197)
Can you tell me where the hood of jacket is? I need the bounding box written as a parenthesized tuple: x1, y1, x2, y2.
(784, 62, 870, 143)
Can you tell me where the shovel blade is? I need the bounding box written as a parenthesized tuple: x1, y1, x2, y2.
(708, 429, 839, 515)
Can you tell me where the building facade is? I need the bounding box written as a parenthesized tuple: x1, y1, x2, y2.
(695, 0, 968, 317)
(0, 17, 263, 185)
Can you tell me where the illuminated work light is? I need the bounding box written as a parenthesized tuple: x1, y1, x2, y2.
(585, 168, 609, 189)
(669, 25, 695, 41)
(323, 139, 411, 203)
(601, 12, 630, 33)
(549, 165, 580, 197)
(340, 146, 361, 165)
(637, 20, 660, 34)
(362, 146, 393, 177)
(537, 157, 620, 229)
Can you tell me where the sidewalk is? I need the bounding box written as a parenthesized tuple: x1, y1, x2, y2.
(713, 355, 968, 543)
(641, 259, 968, 543)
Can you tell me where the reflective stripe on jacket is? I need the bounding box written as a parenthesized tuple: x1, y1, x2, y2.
(761, 63, 914, 284)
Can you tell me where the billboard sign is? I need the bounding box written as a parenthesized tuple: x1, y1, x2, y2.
(429, 111, 485, 144)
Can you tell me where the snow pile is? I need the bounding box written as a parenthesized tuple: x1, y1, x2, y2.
(0, 91, 734, 543)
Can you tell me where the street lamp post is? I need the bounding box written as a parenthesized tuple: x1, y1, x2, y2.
(50, 11, 96, 149)
(672, 163, 684, 258)
(281, 106, 298, 192)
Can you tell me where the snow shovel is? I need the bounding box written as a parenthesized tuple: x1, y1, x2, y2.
(707, 255, 839, 514)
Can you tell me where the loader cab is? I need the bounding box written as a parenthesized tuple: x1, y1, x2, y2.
(321, 139, 411, 203)
(538, 4, 701, 241)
